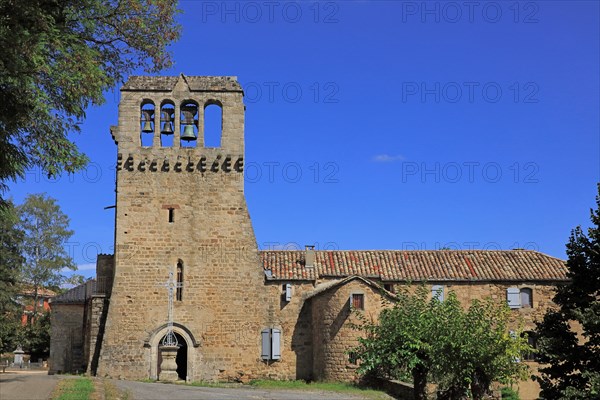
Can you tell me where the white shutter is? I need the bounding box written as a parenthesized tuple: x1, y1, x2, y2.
(261, 329, 271, 360)
(285, 284, 292, 302)
(507, 287, 521, 309)
(271, 328, 281, 360)
(432, 285, 444, 301)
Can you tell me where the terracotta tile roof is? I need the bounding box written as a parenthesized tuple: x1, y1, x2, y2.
(260, 250, 569, 282)
(18, 285, 57, 297)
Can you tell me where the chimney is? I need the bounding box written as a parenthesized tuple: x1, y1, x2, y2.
(305, 245, 315, 268)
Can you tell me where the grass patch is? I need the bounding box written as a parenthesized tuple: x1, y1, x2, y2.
(52, 377, 94, 400)
(104, 380, 130, 400)
(249, 380, 390, 399)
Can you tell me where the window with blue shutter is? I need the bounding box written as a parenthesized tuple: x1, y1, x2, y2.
(261, 328, 282, 361)
(432, 285, 444, 301)
(507, 287, 521, 309)
(261, 329, 271, 360)
(271, 328, 281, 360)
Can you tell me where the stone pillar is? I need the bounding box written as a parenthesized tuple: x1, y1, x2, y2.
(13, 346, 24, 367)
(158, 345, 179, 382)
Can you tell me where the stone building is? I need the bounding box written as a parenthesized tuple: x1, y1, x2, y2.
(49, 75, 568, 398)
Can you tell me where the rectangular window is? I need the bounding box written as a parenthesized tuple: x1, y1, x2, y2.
(348, 351, 358, 365)
(520, 288, 533, 308)
(261, 328, 281, 361)
(168, 208, 174, 223)
(351, 293, 364, 310)
(432, 285, 444, 301)
(383, 283, 395, 293)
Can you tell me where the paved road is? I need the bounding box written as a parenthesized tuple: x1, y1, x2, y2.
(114, 380, 382, 400)
(0, 371, 61, 400)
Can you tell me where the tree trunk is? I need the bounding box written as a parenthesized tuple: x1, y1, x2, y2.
(32, 284, 39, 322)
(412, 364, 428, 400)
(471, 369, 491, 400)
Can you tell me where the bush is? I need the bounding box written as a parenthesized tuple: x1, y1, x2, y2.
(501, 387, 520, 400)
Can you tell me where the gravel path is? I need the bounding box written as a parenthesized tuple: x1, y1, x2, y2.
(0, 370, 61, 400)
(113, 379, 379, 400)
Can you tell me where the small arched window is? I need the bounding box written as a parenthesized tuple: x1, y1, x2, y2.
(160, 100, 175, 147)
(180, 101, 199, 148)
(140, 100, 155, 147)
(204, 101, 222, 148)
(176, 260, 183, 301)
(520, 288, 533, 308)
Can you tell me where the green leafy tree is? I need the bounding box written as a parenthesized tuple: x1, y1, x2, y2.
(352, 286, 435, 400)
(18, 311, 51, 361)
(535, 184, 600, 399)
(17, 193, 76, 316)
(0, 201, 24, 352)
(0, 0, 181, 204)
(433, 296, 530, 399)
(352, 286, 531, 400)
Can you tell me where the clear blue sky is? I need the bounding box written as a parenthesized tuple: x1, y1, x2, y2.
(7, 1, 600, 278)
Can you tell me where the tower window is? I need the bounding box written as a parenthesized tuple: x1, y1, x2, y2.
(168, 208, 174, 223)
(160, 101, 175, 147)
(204, 102, 222, 148)
(180, 101, 199, 148)
(140, 100, 155, 147)
(176, 261, 183, 301)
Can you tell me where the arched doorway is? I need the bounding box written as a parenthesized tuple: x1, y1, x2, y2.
(157, 332, 187, 380)
(147, 324, 198, 381)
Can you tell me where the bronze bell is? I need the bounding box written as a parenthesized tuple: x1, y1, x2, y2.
(161, 122, 173, 135)
(141, 110, 154, 133)
(161, 110, 174, 135)
(180, 125, 197, 141)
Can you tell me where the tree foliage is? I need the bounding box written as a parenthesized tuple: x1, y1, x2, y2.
(0, 200, 24, 352)
(535, 184, 600, 399)
(352, 286, 531, 400)
(18, 311, 51, 361)
(17, 193, 76, 315)
(0, 0, 181, 203)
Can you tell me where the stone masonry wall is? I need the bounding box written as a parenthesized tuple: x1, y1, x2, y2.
(311, 280, 390, 382)
(49, 303, 86, 374)
(97, 76, 279, 381)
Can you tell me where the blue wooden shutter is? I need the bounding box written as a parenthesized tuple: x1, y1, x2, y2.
(261, 328, 271, 360)
(432, 285, 444, 301)
(507, 287, 521, 309)
(285, 284, 292, 302)
(271, 328, 281, 360)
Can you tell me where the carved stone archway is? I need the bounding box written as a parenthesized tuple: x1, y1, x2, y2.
(145, 323, 199, 381)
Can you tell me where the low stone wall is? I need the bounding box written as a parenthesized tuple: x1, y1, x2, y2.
(377, 379, 414, 400)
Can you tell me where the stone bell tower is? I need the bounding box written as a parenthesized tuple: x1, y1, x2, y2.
(97, 75, 267, 381)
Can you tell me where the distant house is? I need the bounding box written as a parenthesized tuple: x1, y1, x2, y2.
(17, 286, 56, 325)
